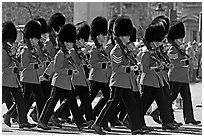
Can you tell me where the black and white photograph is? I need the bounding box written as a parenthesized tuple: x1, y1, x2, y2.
(1, 1, 202, 135)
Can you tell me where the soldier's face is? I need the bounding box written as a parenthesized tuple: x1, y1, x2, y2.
(120, 36, 130, 45)
(97, 34, 107, 44)
(31, 38, 39, 46)
(64, 42, 73, 50)
(41, 33, 48, 42)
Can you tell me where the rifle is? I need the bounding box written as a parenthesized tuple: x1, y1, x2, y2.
(21, 30, 43, 68)
(114, 36, 141, 74)
(92, 37, 111, 65)
(3, 41, 22, 87)
(38, 40, 52, 62)
(58, 41, 79, 75)
(168, 39, 192, 64)
(73, 43, 91, 69)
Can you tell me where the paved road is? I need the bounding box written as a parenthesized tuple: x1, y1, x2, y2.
(2, 81, 202, 135)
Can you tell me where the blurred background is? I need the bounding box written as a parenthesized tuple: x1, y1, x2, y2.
(2, 2, 202, 44)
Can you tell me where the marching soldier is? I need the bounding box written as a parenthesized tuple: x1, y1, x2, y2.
(28, 16, 50, 122)
(167, 20, 201, 125)
(92, 15, 147, 135)
(149, 15, 182, 127)
(37, 23, 93, 130)
(140, 20, 178, 130)
(39, 13, 72, 123)
(20, 19, 46, 121)
(2, 21, 36, 128)
(71, 21, 95, 122)
(88, 16, 111, 117)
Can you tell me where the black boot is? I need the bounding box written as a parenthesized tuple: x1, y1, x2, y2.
(19, 122, 36, 128)
(3, 114, 11, 127)
(91, 124, 106, 135)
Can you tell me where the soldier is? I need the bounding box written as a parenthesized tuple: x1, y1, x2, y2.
(64, 21, 95, 122)
(37, 23, 93, 130)
(20, 19, 46, 122)
(28, 16, 50, 122)
(88, 16, 111, 117)
(91, 15, 147, 135)
(2, 21, 36, 128)
(167, 20, 201, 125)
(140, 20, 178, 130)
(40, 13, 72, 123)
(149, 16, 182, 127)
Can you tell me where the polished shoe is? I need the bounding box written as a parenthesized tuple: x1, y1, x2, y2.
(110, 120, 123, 127)
(162, 123, 178, 130)
(150, 111, 162, 124)
(19, 122, 36, 128)
(58, 118, 73, 124)
(132, 129, 149, 135)
(173, 121, 183, 127)
(37, 122, 51, 130)
(30, 112, 38, 123)
(102, 126, 111, 132)
(50, 115, 62, 128)
(185, 120, 201, 125)
(12, 117, 19, 123)
(123, 119, 131, 129)
(3, 114, 11, 127)
(91, 124, 106, 135)
(142, 126, 154, 131)
(80, 120, 94, 129)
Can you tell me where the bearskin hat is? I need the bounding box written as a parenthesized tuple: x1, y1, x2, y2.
(167, 20, 185, 40)
(24, 20, 41, 39)
(34, 16, 48, 34)
(76, 21, 90, 42)
(91, 16, 107, 38)
(144, 22, 165, 42)
(58, 23, 76, 43)
(108, 15, 118, 36)
(129, 27, 136, 42)
(152, 15, 169, 35)
(2, 21, 17, 42)
(114, 15, 133, 37)
(48, 13, 65, 33)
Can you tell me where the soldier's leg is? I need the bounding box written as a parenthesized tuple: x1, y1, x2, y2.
(93, 82, 110, 116)
(76, 85, 95, 121)
(169, 81, 183, 103)
(180, 83, 195, 123)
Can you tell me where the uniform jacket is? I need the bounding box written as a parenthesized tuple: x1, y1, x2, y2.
(42, 38, 59, 79)
(51, 49, 75, 90)
(109, 44, 139, 90)
(36, 45, 49, 77)
(20, 45, 44, 84)
(139, 50, 164, 88)
(88, 44, 110, 83)
(72, 48, 90, 87)
(105, 40, 114, 79)
(167, 45, 189, 83)
(2, 49, 19, 88)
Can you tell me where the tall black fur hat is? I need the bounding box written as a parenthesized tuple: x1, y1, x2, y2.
(76, 21, 90, 42)
(34, 16, 48, 34)
(24, 20, 41, 39)
(58, 23, 76, 43)
(2, 21, 17, 42)
(114, 15, 133, 37)
(91, 16, 107, 37)
(167, 20, 185, 40)
(152, 15, 169, 35)
(129, 27, 136, 42)
(48, 13, 65, 33)
(108, 15, 118, 36)
(144, 22, 165, 42)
